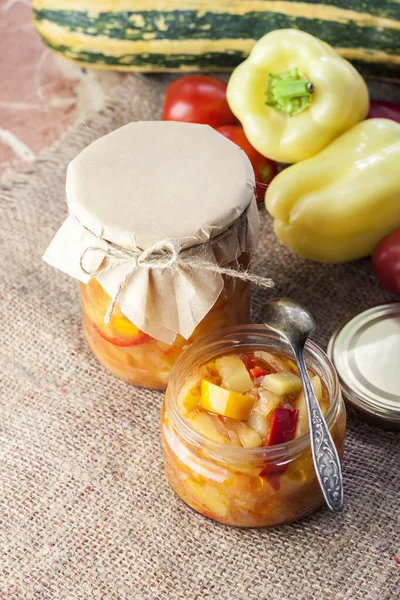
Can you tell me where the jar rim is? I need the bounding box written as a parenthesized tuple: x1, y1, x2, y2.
(167, 324, 341, 460)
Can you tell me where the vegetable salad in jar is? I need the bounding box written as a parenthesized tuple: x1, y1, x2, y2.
(161, 326, 346, 527)
(80, 259, 251, 389)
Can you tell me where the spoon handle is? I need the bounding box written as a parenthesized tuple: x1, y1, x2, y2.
(295, 350, 344, 512)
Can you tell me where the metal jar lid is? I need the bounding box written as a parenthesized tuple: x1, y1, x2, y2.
(327, 303, 400, 430)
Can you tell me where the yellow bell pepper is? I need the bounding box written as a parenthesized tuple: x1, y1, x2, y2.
(265, 119, 400, 263)
(227, 29, 369, 164)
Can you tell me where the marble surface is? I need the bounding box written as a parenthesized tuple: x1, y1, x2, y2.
(0, 0, 125, 177)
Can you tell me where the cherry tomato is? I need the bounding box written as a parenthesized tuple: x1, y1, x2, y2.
(372, 227, 400, 295)
(216, 125, 278, 203)
(162, 75, 237, 128)
(367, 100, 400, 124)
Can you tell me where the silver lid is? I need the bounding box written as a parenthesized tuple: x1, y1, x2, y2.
(327, 303, 400, 430)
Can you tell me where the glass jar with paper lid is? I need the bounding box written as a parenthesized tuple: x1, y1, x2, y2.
(43, 121, 269, 389)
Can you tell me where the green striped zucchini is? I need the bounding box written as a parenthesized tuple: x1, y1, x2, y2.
(32, 0, 400, 80)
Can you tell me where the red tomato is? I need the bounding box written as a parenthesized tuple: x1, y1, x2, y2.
(372, 227, 400, 295)
(367, 100, 400, 124)
(216, 125, 278, 203)
(162, 75, 237, 128)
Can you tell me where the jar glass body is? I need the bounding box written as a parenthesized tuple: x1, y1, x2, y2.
(80, 253, 251, 389)
(160, 326, 346, 527)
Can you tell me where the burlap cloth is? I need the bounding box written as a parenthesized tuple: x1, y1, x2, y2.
(1, 74, 399, 600)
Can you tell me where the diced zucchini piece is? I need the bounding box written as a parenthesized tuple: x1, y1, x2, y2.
(295, 375, 323, 437)
(238, 424, 263, 448)
(228, 421, 263, 448)
(262, 372, 303, 395)
(254, 351, 288, 373)
(311, 375, 322, 401)
(186, 411, 229, 444)
(247, 389, 282, 440)
(200, 379, 255, 420)
(217, 354, 252, 393)
(257, 389, 282, 415)
(247, 410, 269, 441)
(177, 373, 202, 414)
(185, 479, 228, 519)
(182, 388, 201, 412)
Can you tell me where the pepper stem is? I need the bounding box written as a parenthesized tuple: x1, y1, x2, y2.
(265, 68, 314, 116)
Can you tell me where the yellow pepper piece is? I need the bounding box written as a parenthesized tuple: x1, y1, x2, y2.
(227, 29, 369, 164)
(200, 379, 255, 421)
(111, 315, 141, 336)
(266, 118, 400, 263)
(180, 387, 201, 414)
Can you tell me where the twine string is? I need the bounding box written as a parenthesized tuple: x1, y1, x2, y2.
(77, 218, 273, 325)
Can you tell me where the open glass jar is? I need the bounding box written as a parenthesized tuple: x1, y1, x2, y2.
(161, 325, 346, 527)
(43, 121, 260, 389)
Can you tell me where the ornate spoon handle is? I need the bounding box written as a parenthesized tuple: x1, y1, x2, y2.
(295, 350, 344, 512)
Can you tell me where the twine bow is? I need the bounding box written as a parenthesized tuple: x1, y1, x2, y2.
(77, 219, 274, 326)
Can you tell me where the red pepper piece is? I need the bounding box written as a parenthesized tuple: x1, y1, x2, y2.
(261, 473, 281, 491)
(367, 100, 400, 124)
(259, 462, 286, 490)
(259, 462, 288, 477)
(259, 408, 299, 488)
(267, 408, 299, 446)
(249, 365, 270, 379)
(242, 354, 257, 370)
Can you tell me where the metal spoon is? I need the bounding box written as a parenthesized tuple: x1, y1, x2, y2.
(262, 298, 343, 512)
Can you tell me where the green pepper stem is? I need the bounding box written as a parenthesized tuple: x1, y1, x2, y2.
(264, 68, 314, 117)
(273, 80, 314, 100)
